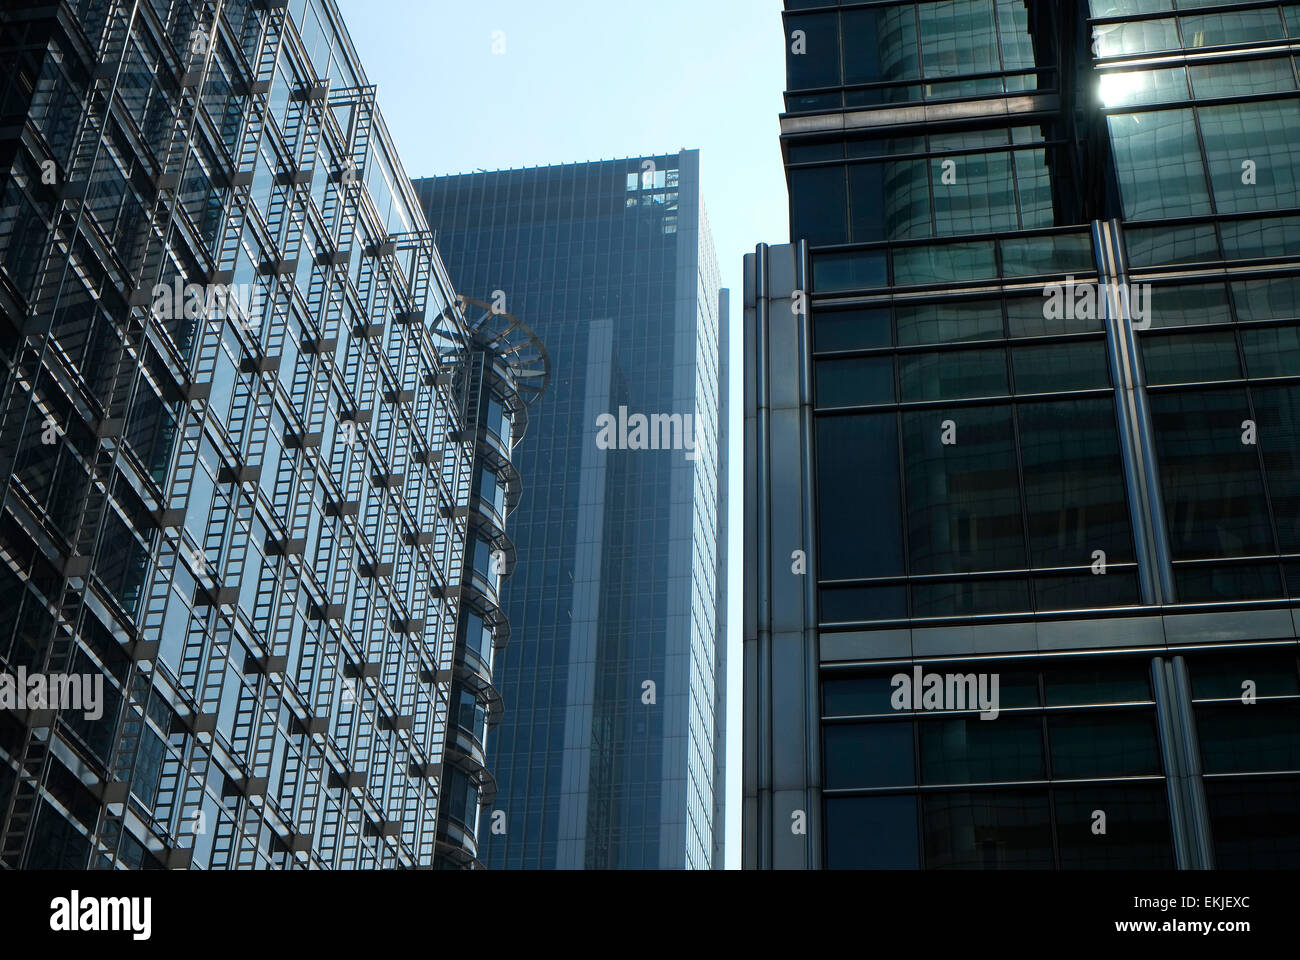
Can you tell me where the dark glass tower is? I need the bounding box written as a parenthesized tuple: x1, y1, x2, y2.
(0, 0, 512, 870)
(746, 0, 1300, 869)
(416, 152, 728, 869)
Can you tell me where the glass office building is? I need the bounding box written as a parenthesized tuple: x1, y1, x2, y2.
(0, 0, 521, 869)
(746, 0, 1300, 869)
(416, 152, 728, 869)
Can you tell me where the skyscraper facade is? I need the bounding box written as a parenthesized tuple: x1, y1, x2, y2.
(0, 0, 517, 870)
(746, 0, 1300, 869)
(416, 152, 728, 869)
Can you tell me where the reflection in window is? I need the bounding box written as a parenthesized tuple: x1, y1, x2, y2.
(896, 299, 1002, 345)
(1149, 388, 1274, 559)
(900, 348, 1007, 402)
(1108, 109, 1211, 220)
(842, 6, 921, 85)
(1093, 18, 1179, 57)
(1019, 397, 1132, 568)
(921, 716, 1045, 784)
(903, 404, 1024, 573)
(1013, 341, 1109, 394)
(1200, 101, 1300, 213)
(923, 790, 1053, 869)
(1142, 331, 1241, 385)
(1181, 8, 1285, 48)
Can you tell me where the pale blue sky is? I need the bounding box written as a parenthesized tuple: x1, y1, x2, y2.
(334, 0, 790, 868)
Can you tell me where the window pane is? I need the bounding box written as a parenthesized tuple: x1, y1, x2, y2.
(817, 356, 895, 408)
(900, 348, 1008, 402)
(1206, 777, 1300, 869)
(1012, 341, 1109, 393)
(1098, 66, 1188, 107)
(912, 577, 1033, 616)
(1044, 661, 1151, 705)
(921, 715, 1045, 784)
(1200, 101, 1300, 213)
(902, 405, 1025, 572)
(894, 241, 997, 285)
(896, 299, 1003, 345)
(1048, 711, 1162, 777)
(1108, 109, 1212, 219)
(817, 414, 905, 578)
(919, 0, 999, 77)
(820, 584, 908, 622)
(923, 790, 1053, 869)
(1222, 217, 1300, 261)
(826, 795, 920, 869)
(825, 722, 916, 788)
(824, 673, 902, 717)
(813, 250, 888, 292)
(1141, 331, 1242, 385)
(1175, 561, 1283, 602)
(1148, 388, 1274, 558)
(1034, 569, 1141, 610)
(849, 161, 932, 241)
(1007, 293, 1103, 337)
(787, 12, 840, 90)
(814, 307, 892, 353)
(1234, 276, 1300, 322)
(1187, 650, 1300, 700)
(1055, 785, 1174, 868)
(1000, 232, 1096, 277)
(1020, 397, 1133, 567)
(1013, 148, 1055, 228)
(1252, 383, 1300, 551)
(1147, 282, 1230, 327)
(1181, 8, 1284, 47)
(933, 151, 1018, 236)
(1190, 57, 1295, 99)
(1196, 703, 1300, 773)
(790, 166, 847, 246)
(1094, 18, 1179, 57)
(842, 6, 921, 84)
(1126, 223, 1219, 267)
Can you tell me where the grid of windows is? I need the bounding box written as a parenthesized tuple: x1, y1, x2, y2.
(0, 0, 490, 871)
(416, 154, 726, 870)
(751, 0, 1300, 869)
(821, 654, 1175, 869)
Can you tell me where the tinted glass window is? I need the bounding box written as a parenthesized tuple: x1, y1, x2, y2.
(1149, 388, 1274, 559)
(1048, 711, 1162, 778)
(825, 722, 916, 788)
(1196, 703, 1300, 773)
(817, 414, 905, 578)
(1054, 784, 1174, 868)
(920, 715, 1045, 784)
(826, 795, 921, 869)
(790, 166, 848, 246)
(923, 790, 1053, 869)
(903, 404, 1025, 573)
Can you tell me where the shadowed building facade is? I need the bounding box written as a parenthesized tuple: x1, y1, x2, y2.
(746, 0, 1300, 870)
